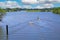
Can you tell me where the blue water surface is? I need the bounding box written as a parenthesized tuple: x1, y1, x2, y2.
(0, 11, 60, 40)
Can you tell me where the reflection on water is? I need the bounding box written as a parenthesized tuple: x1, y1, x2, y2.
(0, 13, 6, 40)
(0, 24, 8, 40)
(0, 13, 7, 40)
(0, 13, 6, 21)
(0, 26, 4, 40)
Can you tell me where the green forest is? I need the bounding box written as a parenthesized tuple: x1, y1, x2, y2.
(0, 7, 60, 14)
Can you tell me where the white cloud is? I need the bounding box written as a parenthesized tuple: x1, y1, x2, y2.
(38, 0, 46, 3)
(22, 0, 38, 4)
(0, 2, 4, 6)
(22, 5, 32, 9)
(5, 1, 21, 8)
(35, 6, 44, 9)
(0, 0, 56, 9)
(0, 2, 6, 8)
(54, 0, 60, 3)
(48, 0, 60, 3)
(0, 1, 21, 9)
(38, 0, 60, 4)
(35, 3, 54, 9)
(16, 5, 21, 8)
(22, 0, 60, 4)
(43, 4, 54, 8)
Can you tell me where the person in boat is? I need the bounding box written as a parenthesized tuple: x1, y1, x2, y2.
(29, 21, 34, 26)
(37, 17, 40, 21)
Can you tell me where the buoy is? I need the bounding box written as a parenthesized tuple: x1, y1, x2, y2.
(6, 25, 8, 35)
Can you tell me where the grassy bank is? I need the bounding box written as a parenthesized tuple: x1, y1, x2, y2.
(0, 9, 6, 13)
(0, 8, 7, 21)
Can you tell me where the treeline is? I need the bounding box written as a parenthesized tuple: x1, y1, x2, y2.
(0, 7, 60, 14)
(0, 8, 21, 13)
(6, 8, 21, 12)
(25, 9, 53, 12)
(25, 7, 60, 14)
(52, 7, 60, 14)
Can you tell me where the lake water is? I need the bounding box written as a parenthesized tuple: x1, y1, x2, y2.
(0, 11, 60, 40)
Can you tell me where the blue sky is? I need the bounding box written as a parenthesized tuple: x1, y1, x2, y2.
(0, 0, 60, 9)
